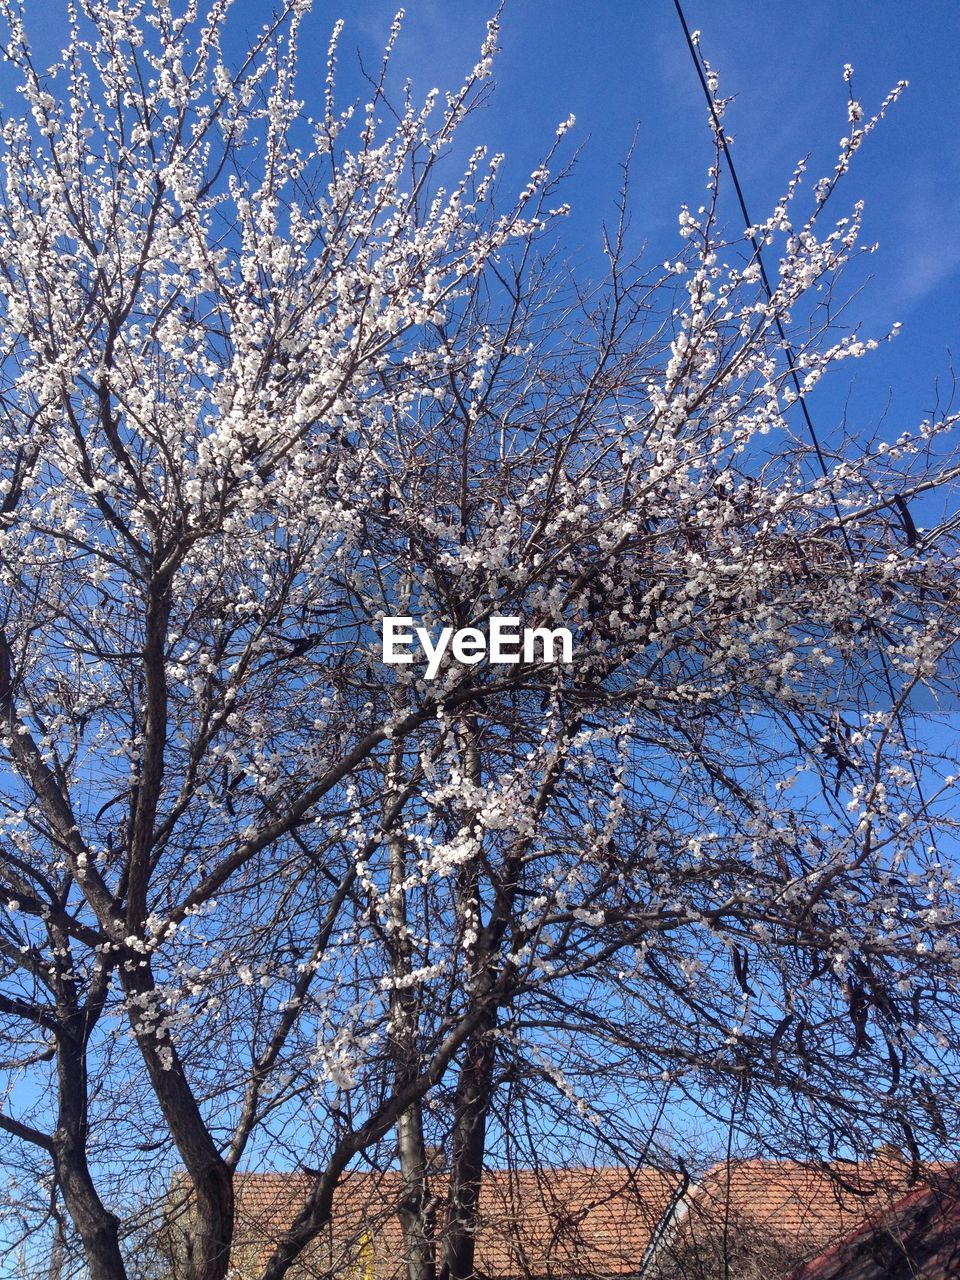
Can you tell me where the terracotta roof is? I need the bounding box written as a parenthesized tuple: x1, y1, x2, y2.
(690, 1156, 916, 1245)
(644, 1155, 930, 1279)
(472, 1167, 677, 1278)
(787, 1170, 960, 1280)
(229, 1166, 679, 1279)
(210, 1157, 947, 1279)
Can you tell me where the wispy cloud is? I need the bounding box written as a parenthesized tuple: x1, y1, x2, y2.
(892, 176, 960, 307)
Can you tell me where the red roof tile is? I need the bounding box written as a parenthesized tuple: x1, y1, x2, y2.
(165, 1157, 947, 1279)
(230, 1166, 678, 1278)
(644, 1155, 935, 1279)
(787, 1170, 960, 1280)
(689, 1157, 917, 1246)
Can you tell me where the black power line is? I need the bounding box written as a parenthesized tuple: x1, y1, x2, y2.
(670, 0, 938, 847)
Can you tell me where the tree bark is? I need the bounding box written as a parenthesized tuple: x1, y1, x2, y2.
(53, 1145, 125, 1280)
(53, 1017, 126, 1280)
(385, 744, 437, 1280)
(120, 964, 233, 1280)
(396, 1100, 436, 1280)
(439, 713, 498, 1280)
(439, 1011, 497, 1280)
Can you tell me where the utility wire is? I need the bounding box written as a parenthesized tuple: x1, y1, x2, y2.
(670, 0, 938, 846)
(671, 0, 840, 502)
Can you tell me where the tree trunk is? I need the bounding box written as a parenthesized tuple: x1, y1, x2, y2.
(396, 1101, 436, 1280)
(54, 1149, 126, 1280)
(439, 714, 498, 1280)
(385, 741, 437, 1280)
(120, 965, 233, 1280)
(439, 1011, 497, 1280)
(54, 1026, 126, 1280)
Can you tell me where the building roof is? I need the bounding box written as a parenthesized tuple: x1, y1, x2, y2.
(231, 1166, 679, 1279)
(687, 1156, 917, 1246)
(786, 1170, 960, 1280)
(224, 1156, 948, 1280)
(635, 1153, 932, 1279)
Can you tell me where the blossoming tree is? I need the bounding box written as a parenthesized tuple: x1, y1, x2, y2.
(0, 4, 958, 1280)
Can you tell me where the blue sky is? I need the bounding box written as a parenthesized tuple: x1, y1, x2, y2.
(10, 1, 958, 432)
(265, 0, 960, 437)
